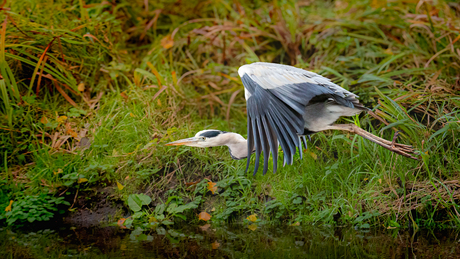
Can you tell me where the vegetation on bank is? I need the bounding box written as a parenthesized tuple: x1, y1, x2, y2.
(0, 0, 459, 231)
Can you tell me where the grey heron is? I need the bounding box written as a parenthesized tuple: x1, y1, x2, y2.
(166, 62, 417, 175)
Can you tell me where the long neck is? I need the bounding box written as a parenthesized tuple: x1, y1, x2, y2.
(219, 133, 248, 160)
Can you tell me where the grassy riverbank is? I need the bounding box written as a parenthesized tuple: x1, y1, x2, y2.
(1, 0, 459, 230)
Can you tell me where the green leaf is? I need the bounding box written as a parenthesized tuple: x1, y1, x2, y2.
(174, 214, 186, 220)
(156, 227, 166, 235)
(127, 194, 152, 212)
(45, 121, 59, 129)
(292, 197, 303, 204)
(360, 223, 370, 228)
(174, 202, 199, 214)
(127, 194, 143, 212)
(132, 211, 144, 219)
(389, 220, 400, 228)
(161, 220, 174, 225)
(166, 203, 178, 214)
(137, 194, 152, 205)
(154, 204, 165, 215)
(136, 234, 149, 241)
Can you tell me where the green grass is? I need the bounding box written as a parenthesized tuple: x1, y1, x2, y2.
(0, 0, 459, 230)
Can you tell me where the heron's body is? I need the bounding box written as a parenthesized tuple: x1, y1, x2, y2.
(166, 62, 417, 175)
(303, 101, 362, 132)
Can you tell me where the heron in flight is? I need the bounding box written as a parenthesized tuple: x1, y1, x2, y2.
(166, 62, 417, 175)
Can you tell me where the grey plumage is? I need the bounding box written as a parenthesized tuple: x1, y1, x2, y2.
(239, 62, 367, 175)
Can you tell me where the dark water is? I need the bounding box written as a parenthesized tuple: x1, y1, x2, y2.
(1, 225, 459, 258)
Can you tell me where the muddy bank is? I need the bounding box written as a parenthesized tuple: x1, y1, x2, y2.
(62, 186, 125, 228)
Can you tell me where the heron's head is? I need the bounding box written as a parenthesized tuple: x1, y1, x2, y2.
(165, 130, 231, 148)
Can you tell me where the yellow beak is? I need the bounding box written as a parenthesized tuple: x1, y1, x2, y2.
(165, 137, 199, 146)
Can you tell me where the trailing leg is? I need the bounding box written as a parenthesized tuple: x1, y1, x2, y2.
(326, 124, 418, 160)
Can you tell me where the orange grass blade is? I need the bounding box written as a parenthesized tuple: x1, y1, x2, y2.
(29, 37, 56, 95)
(146, 62, 163, 88)
(36, 56, 48, 96)
(52, 81, 77, 107)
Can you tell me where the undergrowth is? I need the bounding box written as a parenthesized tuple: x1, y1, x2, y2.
(0, 0, 459, 230)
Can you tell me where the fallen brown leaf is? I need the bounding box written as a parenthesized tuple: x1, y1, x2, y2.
(5, 200, 13, 212)
(116, 181, 124, 190)
(246, 214, 257, 222)
(40, 116, 49, 124)
(199, 224, 211, 231)
(117, 218, 127, 229)
(207, 181, 217, 194)
(212, 241, 220, 249)
(160, 34, 174, 49)
(77, 82, 85, 92)
(120, 92, 128, 101)
(198, 211, 211, 221)
(186, 180, 200, 187)
(67, 128, 78, 138)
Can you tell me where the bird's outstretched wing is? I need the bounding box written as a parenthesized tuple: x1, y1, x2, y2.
(239, 62, 361, 175)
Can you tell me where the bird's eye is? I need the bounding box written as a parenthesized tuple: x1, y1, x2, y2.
(200, 137, 206, 141)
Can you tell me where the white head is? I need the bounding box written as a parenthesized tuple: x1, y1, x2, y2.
(165, 129, 248, 159)
(165, 130, 240, 147)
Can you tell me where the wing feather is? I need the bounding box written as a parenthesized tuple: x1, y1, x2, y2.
(252, 117, 262, 174)
(268, 105, 294, 166)
(245, 116, 255, 173)
(301, 135, 308, 153)
(240, 62, 364, 175)
(261, 115, 278, 174)
(257, 118, 270, 175)
(263, 114, 279, 173)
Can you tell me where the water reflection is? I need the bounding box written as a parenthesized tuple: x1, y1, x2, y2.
(1, 225, 459, 258)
